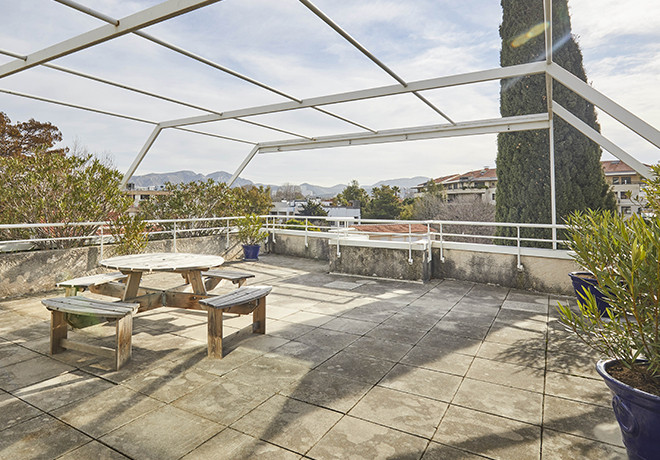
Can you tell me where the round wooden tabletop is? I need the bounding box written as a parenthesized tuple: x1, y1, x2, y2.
(100, 252, 225, 272)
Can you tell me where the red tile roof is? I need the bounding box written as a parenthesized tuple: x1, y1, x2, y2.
(601, 160, 638, 175)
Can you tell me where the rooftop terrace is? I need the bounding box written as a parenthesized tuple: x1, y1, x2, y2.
(0, 254, 625, 459)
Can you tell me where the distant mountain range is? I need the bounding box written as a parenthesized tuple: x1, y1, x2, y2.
(129, 170, 430, 198)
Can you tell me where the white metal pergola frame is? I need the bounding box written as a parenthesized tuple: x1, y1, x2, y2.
(1, 0, 659, 244)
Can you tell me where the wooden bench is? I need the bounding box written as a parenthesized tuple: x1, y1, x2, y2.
(57, 272, 127, 296)
(201, 269, 255, 290)
(42, 297, 139, 370)
(199, 285, 272, 358)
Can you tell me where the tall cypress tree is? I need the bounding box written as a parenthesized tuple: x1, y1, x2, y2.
(496, 0, 615, 245)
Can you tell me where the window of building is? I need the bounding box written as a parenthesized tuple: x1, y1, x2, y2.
(621, 176, 632, 184)
(621, 206, 631, 215)
(492, 193, 496, 201)
(612, 177, 620, 184)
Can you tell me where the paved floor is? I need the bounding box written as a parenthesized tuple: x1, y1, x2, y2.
(0, 254, 626, 459)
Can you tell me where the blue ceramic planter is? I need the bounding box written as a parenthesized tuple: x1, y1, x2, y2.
(597, 359, 660, 460)
(242, 244, 261, 261)
(568, 271, 611, 316)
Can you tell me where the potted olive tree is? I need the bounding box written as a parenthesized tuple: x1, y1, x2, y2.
(236, 214, 268, 261)
(557, 169, 660, 459)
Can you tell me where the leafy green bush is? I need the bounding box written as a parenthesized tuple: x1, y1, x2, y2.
(109, 214, 149, 256)
(237, 214, 269, 245)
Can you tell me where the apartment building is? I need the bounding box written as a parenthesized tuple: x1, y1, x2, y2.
(416, 161, 647, 215)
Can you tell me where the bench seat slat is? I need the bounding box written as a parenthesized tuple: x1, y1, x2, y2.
(57, 272, 127, 288)
(200, 286, 272, 309)
(42, 297, 138, 318)
(201, 270, 255, 281)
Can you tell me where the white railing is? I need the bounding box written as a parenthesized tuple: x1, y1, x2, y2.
(0, 215, 569, 268)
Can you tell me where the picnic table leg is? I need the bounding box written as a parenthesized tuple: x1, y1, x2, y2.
(252, 297, 266, 334)
(187, 271, 207, 295)
(122, 272, 142, 301)
(207, 307, 223, 358)
(50, 310, 68, 354)
(64, 286, 78, 297)
(115, 314, 133, 370)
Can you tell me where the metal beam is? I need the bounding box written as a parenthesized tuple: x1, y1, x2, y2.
(160, 62, 547, 128)
(121, 126, 163, 188)
(299, 0, 455, 125)
(0, 88, 155, 125)
(256, 114, 550, 153)
(548, 62, 660, 150)
(0, 0, 223, 79)
(553, 103, 653, 179)
(55, 1, 376, 134)
(229, 146, 260, 187)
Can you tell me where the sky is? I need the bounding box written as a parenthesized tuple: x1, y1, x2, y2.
(0, 0, 659, 187)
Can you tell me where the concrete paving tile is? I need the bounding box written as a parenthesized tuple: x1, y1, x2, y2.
(307, 415, 428, 460)
(541, 429, 627, 460)
(13, 369, 114, 412)
(295, 327, 360, 351)
(316, 350, 396, 384)
(339, 301, 402, 322)
(405, 296, 456, 313)
(380, 312, 439, 331)
(172, 376, 275, 425)
(0, 313, 48, 341)
(380, 363, 462, 402)
(231, 394, 342, 454)
(433, 405, 541, 460)
(265, 318, 316, 340)
(485, 322, 546, 346)
(280, 368, 372, 413)
(494, 310, 548, 330)
(545, 350, 600, 379)
(279, 310, 334, 327)
(320, 316, 377, 335)
(366, 323, 429, 345)
(224, 355, 311, 392)
(349, 386, 447, 438)
(442, 309, 497, 326)
(422, 442, 491, 459)
(544, 371, 611, 407)
(543, 395, 623, 446)
(223, 330, 290, 355)
(465, 357, 544, 393)
(0, 355, 74, 392)
(0, 414, 91, 460)
(0, 390, 43, 431)
(123, 364, 214, 403)
(52, 385, 164, 438)
(343, 335, 414, 362)
(432, 320, 492, 340)
(452, 379, 543, 425)
(0, 340, 42, 368)
(400, 344, 474, 376)
(58, 441, 131, 460)
(193, 348, 262, 376)
(450, 300, 501, 315)
(475, 340, 545, 369)
(100, 405, 222, 460)
(266, 305, 302, 320)
(182, 428, 302, 460)
(417, 330, 482, 356)
(267, 340, 337, 368)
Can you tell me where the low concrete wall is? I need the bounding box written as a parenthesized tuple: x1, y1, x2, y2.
(330, 245, 429, 281)
(433, 247, 580, 295)
(0, 236, 243, 299)
(269, 233, 329, 260)
(268, 232, 579, 294)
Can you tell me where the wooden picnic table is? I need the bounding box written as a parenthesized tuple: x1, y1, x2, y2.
(95, 252, 225, 310)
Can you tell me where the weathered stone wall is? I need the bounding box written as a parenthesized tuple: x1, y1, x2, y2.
(432, 247, 580, 295)
(329, 246, 430, 281)
(0, 235, 243, 299)
(269, 233, 329, 260)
